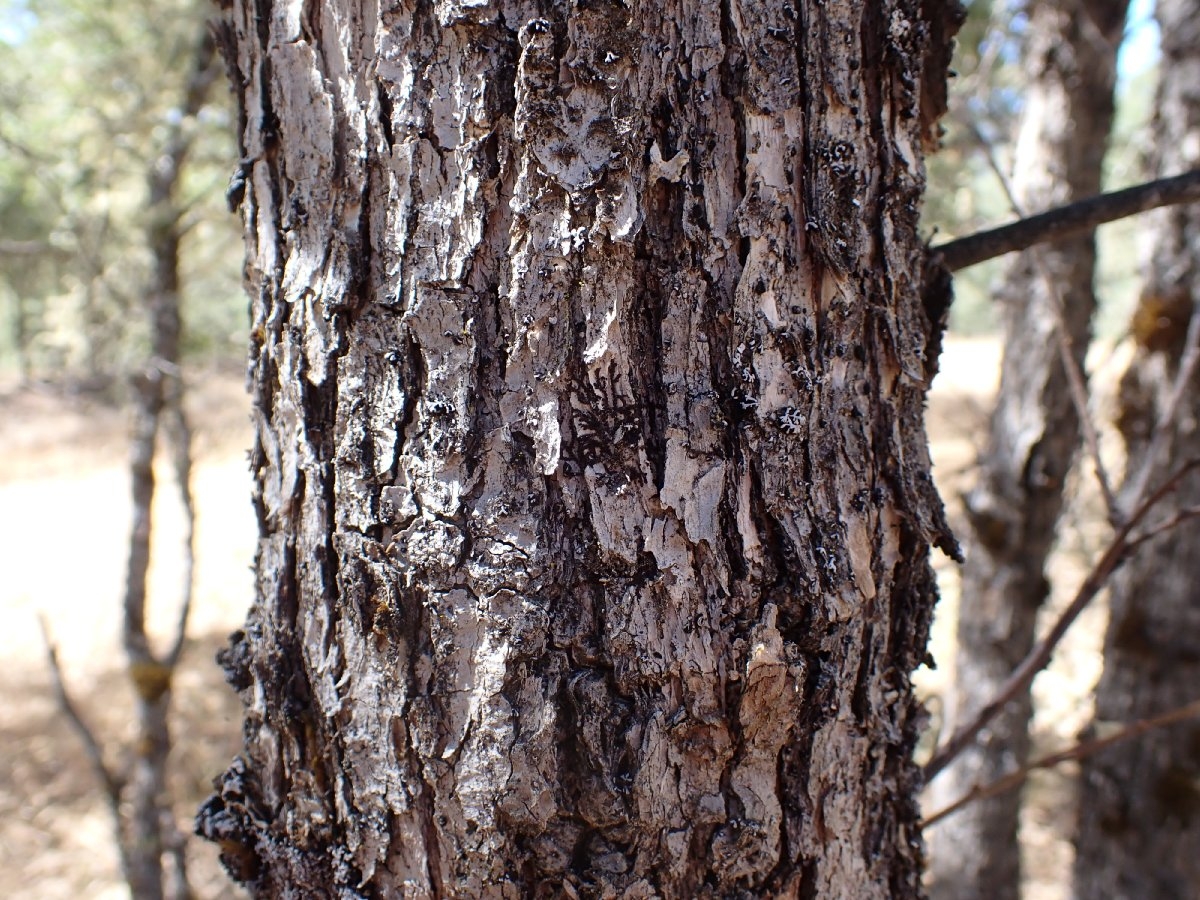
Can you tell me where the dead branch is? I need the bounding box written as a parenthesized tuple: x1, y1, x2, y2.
(924, 458, 1200, 781)
(923, 697, 1200, 828)
(961, 123, 1119, 519)
(38, 616, 122, 808)
(933, 169, 1200, 272)
(1052, 311, 1119, 523)
(1125, 504, 1200, 553)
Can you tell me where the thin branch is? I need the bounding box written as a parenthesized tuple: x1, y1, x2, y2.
(38, 616, 122, 807)
(1125, 504, 1200, 553)
(123, 31, 216, 673)
(162, 809, 193, 900)
(933, 169, 1200, 272)
(1049, 305, 1119, 522)
(924, 698, 1200, 828)
(961, 122, 1119, 519)
(123, 365, 163, 669)
(963, 117, 1021, 217)
(924, 458, 1200, 781)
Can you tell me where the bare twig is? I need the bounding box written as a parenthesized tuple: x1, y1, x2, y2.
(38, 616, 122, 807)
(1125, 504, 1200, 553)
(924, 698, 1200, 827)
(924, 458, 1200, 780)
(963, 117, 1021, 216)
(1049, 306, 1119, 522)
(1028, 241, 1119, 521)
(963, 121, 1120, 521)
(933, 169, 1200, 272)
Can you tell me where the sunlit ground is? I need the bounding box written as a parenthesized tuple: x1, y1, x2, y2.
(0, 366, 253, 899)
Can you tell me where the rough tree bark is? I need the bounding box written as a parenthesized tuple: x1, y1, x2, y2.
(925, 2, 1126, 898)
(197, 2, 962, 896)
(1073, 0, 1200, 895)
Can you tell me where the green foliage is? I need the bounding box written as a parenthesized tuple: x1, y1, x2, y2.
(1, 0, 1157, 377)
(0, 0, 242, 386)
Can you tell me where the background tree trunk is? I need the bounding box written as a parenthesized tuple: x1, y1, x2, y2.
(119, 30, 218, 900)
(925, 2, 1126, 897)
(198, 2, 961, 896)
(1073, 0, 1200, 895)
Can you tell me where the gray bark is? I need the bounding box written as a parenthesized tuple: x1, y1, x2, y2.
(197, 2, 962, 896)
(925, 2, 1126, 897)
(1073, 0, 1200, 896)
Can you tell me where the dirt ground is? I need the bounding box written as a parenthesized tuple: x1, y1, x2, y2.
(0, 339, 1113, 898)
(0, 366, 254, 899)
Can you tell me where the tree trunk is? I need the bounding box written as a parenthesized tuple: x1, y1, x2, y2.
(198, 2, 962, 896)
(121, 28, 219, 900)
(1073, 1, 1200, 895)
(925, 2, 1126, 897)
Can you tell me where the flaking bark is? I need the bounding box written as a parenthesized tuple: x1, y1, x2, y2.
(198, 2, 962, 896)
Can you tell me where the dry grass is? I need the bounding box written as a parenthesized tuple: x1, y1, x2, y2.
(0, 340, 1114, 897)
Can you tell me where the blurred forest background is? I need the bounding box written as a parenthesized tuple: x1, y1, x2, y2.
(0, 0, 1162, 383)
(0, 0, 242, 386)
(1, 0, 1196, 898)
